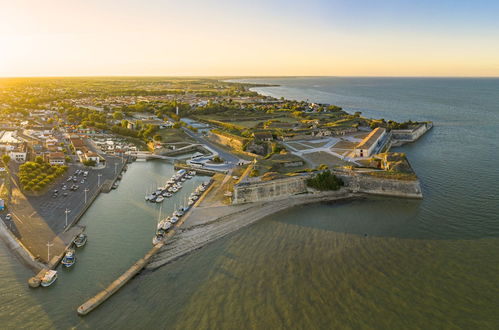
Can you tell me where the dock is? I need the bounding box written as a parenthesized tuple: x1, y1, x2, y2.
(77, 178, 215, 316)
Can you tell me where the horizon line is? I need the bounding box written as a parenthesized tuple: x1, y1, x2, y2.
(1, 74, 499, 79)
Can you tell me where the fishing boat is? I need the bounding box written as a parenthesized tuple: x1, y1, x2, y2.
(165, 192, 173, 198)
(61, 249, 76, 268)
(174, 209, 184, 217)
(41, 270, 58, 287)
(170, 216, 179, 224)
(73, 233, 87, 248)
(155, 195, 165, 203)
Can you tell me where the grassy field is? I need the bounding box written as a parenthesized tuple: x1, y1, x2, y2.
(302, 151, 352, 167)
(158, 128, 196, 143)
(332, 140, 357, 149)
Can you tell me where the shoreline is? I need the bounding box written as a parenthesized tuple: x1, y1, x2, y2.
(147, 189, 356, 270)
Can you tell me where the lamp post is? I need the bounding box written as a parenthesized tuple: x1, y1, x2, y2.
(98, 173, 102, 186)
(84, 188, 89, 204)
(114, 162, 118, 175)
(47, 241, 54, 263)
(65, 208, 70, 228)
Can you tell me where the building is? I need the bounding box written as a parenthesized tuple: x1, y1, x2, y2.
(9, 143, 27, 163)
(48, 152, 66, 165)
(354, 127, 387, 158)
(84, 151, 100, 165)
(252, 131, 273, 142)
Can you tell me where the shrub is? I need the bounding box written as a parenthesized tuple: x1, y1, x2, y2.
(306, 170, 344, 191)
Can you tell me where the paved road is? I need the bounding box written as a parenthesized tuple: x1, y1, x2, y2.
(182, 128, 240, 169)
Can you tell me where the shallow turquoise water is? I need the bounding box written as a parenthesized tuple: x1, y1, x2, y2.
(1, 78, 498, 329)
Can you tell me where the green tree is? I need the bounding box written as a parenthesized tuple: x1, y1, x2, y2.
(2, 154, 11, 165)
(113, 111, 124, 120)
(153, 134, 162, 142)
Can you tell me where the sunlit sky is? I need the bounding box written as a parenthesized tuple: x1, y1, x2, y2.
(1, 0, 499, 77)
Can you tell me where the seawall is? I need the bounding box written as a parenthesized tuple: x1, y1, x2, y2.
(336, 172, 423, 199)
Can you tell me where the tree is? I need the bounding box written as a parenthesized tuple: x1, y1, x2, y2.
(35, 156, 44, 164)
(153, 134, 162, 142)
(212, 155, 223, 163)
(83, 159, 96, 167)
(2, 154, 11, 165)
(113, 111, 124, 120)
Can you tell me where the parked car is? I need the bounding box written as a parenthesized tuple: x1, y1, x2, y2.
(5, 214, 11, 220)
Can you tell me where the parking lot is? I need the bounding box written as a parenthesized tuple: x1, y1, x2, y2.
(1, 154, 126, 262)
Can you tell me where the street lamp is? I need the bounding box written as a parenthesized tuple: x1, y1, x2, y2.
(84, 188, 89, 204)
(65, 208, 70, 228)
(46, 241, 54, 263)
(98, 173, 102, 186)
(114, 162, 118, 175)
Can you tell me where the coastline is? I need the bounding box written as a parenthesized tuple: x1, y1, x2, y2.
(147, 189, 357, 270)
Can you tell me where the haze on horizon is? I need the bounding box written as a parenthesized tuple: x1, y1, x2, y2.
(1, 0, 499, 78)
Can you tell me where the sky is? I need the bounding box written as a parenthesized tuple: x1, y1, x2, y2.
(1, 0, 499, 77)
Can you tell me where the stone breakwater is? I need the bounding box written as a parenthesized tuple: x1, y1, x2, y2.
(147, 189, 354, 270)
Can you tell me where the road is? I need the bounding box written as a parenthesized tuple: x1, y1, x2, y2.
(182, 127, 240, 169)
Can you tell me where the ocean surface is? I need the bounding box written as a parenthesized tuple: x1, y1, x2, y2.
(1, 77, 499, 329)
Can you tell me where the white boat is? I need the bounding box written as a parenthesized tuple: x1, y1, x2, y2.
(155, 195, 165, 203)
(161, 220, 172, 231)
(152, 233, 164, 245)
(171, 187, 178, 193)
(41, 270, 58, 287)
(61, 249, 76, 268)
(165, 192, 173, 198)
(189, 171, 196, 176)
(73, 233, 87, 248)
(180, 177, 186, 182)
(170, 216, 179, 224)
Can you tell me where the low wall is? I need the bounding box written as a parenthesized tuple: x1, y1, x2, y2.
(0, 219, 45, 272)
(335, 172, 422, 198)
(233, 176, 307, 204)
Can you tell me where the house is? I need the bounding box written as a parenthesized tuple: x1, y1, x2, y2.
(84, 151, 100, 165)
(252, 131, 273, 142)
(354, 127, 387, 158)
(9, 143, 27, 163)
(48, 152, 65, 165)
(70, 137, 86, 150)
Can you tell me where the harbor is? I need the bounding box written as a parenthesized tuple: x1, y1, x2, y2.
(77, 170, 214, 315)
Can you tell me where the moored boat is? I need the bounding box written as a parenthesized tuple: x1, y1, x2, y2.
(73, 233, 87, 248)
(155, 195, 165, 203)
(61, 249, 76, 268)
(41, 270, 58, 287)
